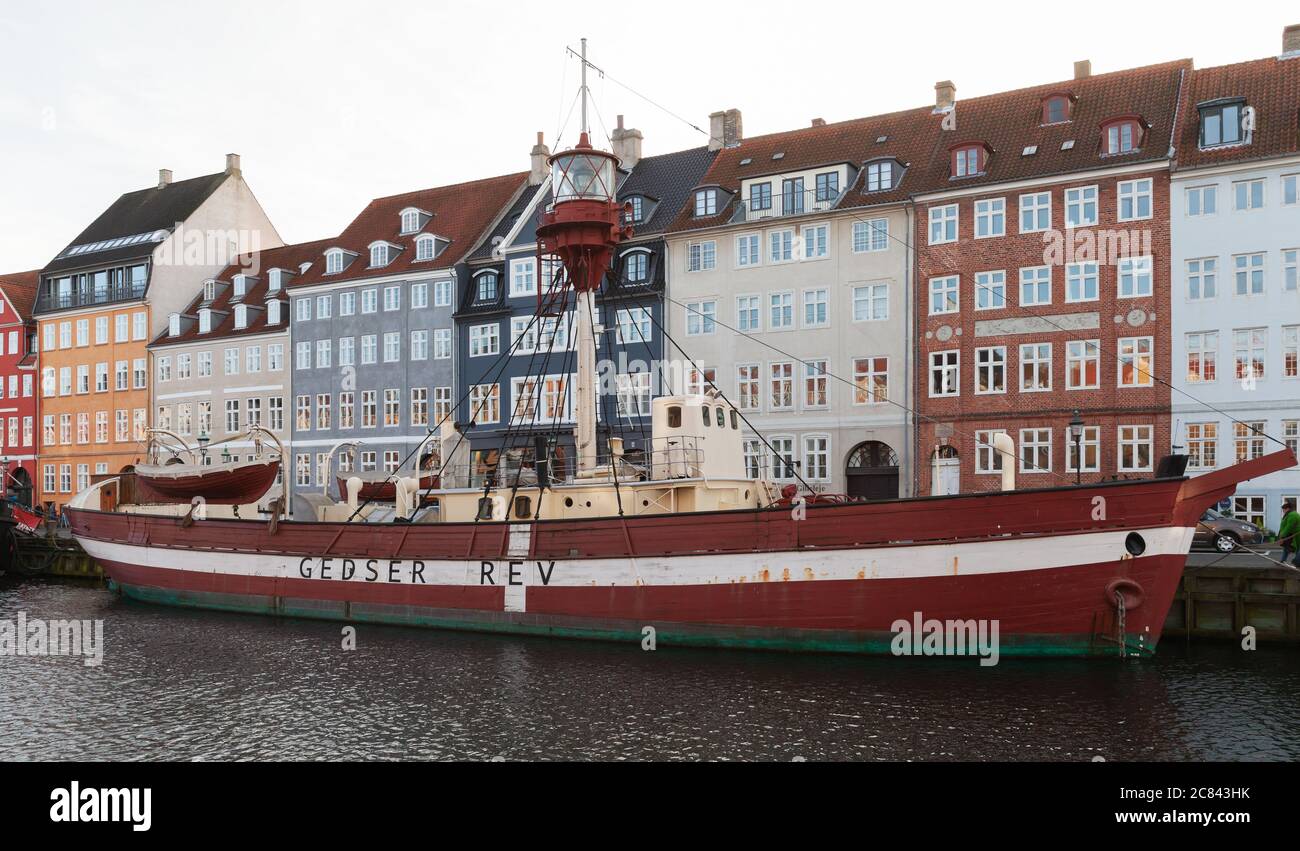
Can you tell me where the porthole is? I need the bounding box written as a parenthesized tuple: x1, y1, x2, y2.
(1124, 532, 1146, 557)
(564, 497, 574, 508)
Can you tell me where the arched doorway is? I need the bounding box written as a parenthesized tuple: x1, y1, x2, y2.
(8, 467, 33, 509)
(931, 445, 960, 495)
(845, 441, 899, 499)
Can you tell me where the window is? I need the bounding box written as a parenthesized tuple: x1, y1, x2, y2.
(1186, 185, 1217, 216)
(769, 362, 794, 410)
(1065, 262, 1098, 302)
(853, 284, 888, 322)
(1284, 326, 1298, 379)
(1233, 253, 1265, 295)
(1234, 328, 1266, 383)
(75, 319, 89, 347)
(802, 289, 828, 327)
(434, 388, 452, 422)
(781, 178, 804, 215)
(1065, 186, 1098, 227)
(361, 335, 377, 364)
(410, 330, 428, 361)
(383, 332, 400, 363)
(736, 295, 761, 332)
(1285, 249, 1298, 292)
(866, 161, 894, 191)
(1186, 332, 1219, 383)
(246, 398, 262, 428)
(743, 439, 764, 479)
(225, 399, 240, 433)
(383, 389, 400, 427)
(361, 289, 378, 313)
(1187, 258, 1217, 300)
(1043, 95, 1070, 124)
(132, 312, 146, 341)
(768, 292, 793, 329)
(804, 360, 828, 408)
(133, 359, 146, 389)
(1117, 179, 1152, 221)
(1285, 175, 1298, 207)
(694, 189, 718, 217)
(267, 345, 283, 371)
(1020, 343, 1052, 391)
(929, 276, 958, 314)
(974, 198, 1005, 238)
(1199, 101, 1245, 148)
(415, 236, 436, 261)
(952, 145, 983, 177)
(383, 286, 401, 311)
(339, 292, 356, 315)
(803, 224, 828, 259)
(803, 435, 830, 481)
(246, 346, 261, 373)
(313, 294, 331, 320)
(115, 314, 128, 343)
(627, 196, 645, 222)
(1118, 256, 1153, 298)
(686, 300, 716, 336)
(615, 373, 651, 418)
(928, 204, 958, 244)
(687, 241, 716, 272)
(360, 392, 376, 428)
(975, 430, 1008, 474)
(1234, 421, 1267, 463)
(1019, 266, 1051, 306)
(974, 270, 1005, 310)
(469, 323, 500, 356)
(624, 252, 648, 283)
(115, 360, 129, 390)
(852, 219, 888, 252)
(1118, 337, 1154, 387)
(1019, 429, 1052, 474)
(295, 342, 311, 370)
(369, 244, 390, 267)
(1232, 496, 1267, 529)
(325, 250, 346, 274)
(736, 234, 760, 267)
(768, 230, 793, 262)
(770, 436, 796, 480)
(316, 339, 331, 369)
(930, 350, 959, 397)
(737, 365, 760, 410)
(401, 209, 421, 234)
(975, 347, 1006, 394)
(853, 357, 888, 404)
(748, 182, 771, 211)
(1064, 425, 1101, 474)
(434, 280, 452, 306)
(615, 307, 651, 345)
(1119, 425, 1154, 472)
(434, 329, 451, 360)
(1233, 179, 1264, 211)
(470, 384, 500, 425)
(1285, 421, 1299, 461)
(410, 281, 426, 309)
(814, 172, 839, 202)
(316, 394, 332, 430)
(1186, 422, 1218, 470)
(157, 357, 172, 383)
(1103, 120, 1140, 154)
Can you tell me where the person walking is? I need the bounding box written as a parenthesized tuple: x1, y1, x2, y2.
(1279, 501, 1300, 567)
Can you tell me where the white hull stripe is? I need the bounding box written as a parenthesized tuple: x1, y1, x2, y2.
(78, 526, 1193, 590)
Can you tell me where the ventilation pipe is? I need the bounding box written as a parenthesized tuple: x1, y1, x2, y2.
(395, 475, 421, 520)
(346, 477, 363, 514)
(993, 432, 1016, 492)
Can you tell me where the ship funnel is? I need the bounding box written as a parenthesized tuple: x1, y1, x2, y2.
(992, 432, 1016, 491)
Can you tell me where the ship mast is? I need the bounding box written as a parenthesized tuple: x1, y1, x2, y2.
(537, 38, 631, 476)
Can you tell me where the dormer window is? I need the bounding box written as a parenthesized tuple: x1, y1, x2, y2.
(1198, 99, 1247, 149)
(1101, 118, 1144, 155)
(369, 242, 394, 268)
(415, 234, 437, 262)
(865, 160, 897, 192)
(814, 172, 840, 203)
(234, 304, 248, 330)
(627, 196, 644, 223)
(202, 279, 217, 302)
(400, 208, 423, 234)
(951, 144, 986, 178)
(1042, 94, 1073, 125)
(267, 300, 281, 325)
(199, 308, 212, 334)
(232, 274, 250, 300)
(168, 313, 181, 337)
(268, 269, 284, 292)
(694, 188, 718, 217)
(476, 271, 499, 302)
(325, 249, 348, 275)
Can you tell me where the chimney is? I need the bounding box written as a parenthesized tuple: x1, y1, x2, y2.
(1074, 60, 1092, 80)
(610, 115, 643, 170)
(934, 81, 956, 113)
(811, 118, 826, 127)
(529, 132, 550, 187)
(157, 169, 173, 188)
(225, 153, 241, 176)
(708, 108, 743, 151)
(1284, 24, 1300, 55)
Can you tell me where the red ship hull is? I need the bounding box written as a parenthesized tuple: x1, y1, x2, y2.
(135, 460, 280, 505)
(66, 451, 1294, 658)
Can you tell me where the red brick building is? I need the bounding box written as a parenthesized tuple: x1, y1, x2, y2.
(0, 270, 41, 507)
(912, 60, 1190, 495)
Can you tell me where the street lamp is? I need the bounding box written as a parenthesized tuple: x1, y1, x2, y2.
(197, 433, 210, 464)
(1069, 410, 1085, 485)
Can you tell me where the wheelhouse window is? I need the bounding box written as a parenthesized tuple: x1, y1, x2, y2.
(1198, 100, 1246, 149)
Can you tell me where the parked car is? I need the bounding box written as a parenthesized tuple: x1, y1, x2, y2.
(1192, 509, 1265, 553)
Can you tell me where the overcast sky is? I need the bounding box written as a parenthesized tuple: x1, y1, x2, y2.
(0, 1, 1294, 272)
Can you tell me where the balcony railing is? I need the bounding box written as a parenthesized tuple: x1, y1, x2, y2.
(36, 283, 147, 313)
(732, 190, 841, 223)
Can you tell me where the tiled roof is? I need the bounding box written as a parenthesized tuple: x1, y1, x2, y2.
(44, 172, 229, 274)
(150, 238, 334, 347)
(1175, 55, 1300, 170)
(616, 145, 716, 236)
(669, 59, 1191, 232)
(467, 185, 542, 263)
(0, 269, 41, 320)
(289, 171, 528, 288)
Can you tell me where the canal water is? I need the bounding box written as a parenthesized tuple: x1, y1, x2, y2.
(1, 578, 1297, 761)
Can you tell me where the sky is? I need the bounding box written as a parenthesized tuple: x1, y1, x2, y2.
(0, 0, 1295, 272)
